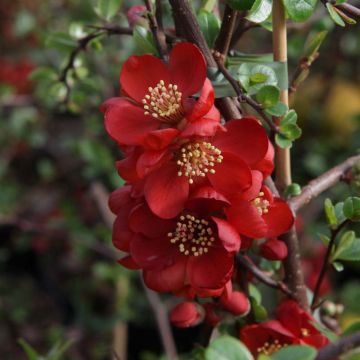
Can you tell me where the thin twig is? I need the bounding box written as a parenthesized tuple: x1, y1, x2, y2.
(236, 255, 295, 299)
(144, 0, 168, 58)
(315, 331, 360, 360)
(214, 5, 238, 58)
(213, 55, 279, 134)
(337, 2, 360, 18)
(289, 154, 360, 212)
(311, 219, 350, 310)
(141, 279, 178, 360)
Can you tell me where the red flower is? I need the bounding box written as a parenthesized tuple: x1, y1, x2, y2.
(121, 117, 271, 219)
(170, 301, 202, 328)
(101, 42, 221, 149)
(110, 186, 240, 297)
(259, 238, 288, 260)
(226, 185, 294, 239)
(240, 300, 329, 357)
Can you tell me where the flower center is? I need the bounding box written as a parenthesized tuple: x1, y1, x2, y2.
(167, 214, 215, 256)
(176, 141, 223, 184)
(252, 191, 270, 215)
(142, 80, 184, 123)
(301, 328, 310, 337)
(257, 340, 288, 356)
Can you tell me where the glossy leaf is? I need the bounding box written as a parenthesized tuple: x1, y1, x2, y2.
(343, 197, 360, 221)
(133, 25, 158, 55)
(283, 0, 318, 22)
(324, 198, 338, 228)
(205, 336, 254, 360)
(246, 0, 272, 23)
(326, 3, 345, 27)
(197, 10, 221, 48)
(271, 345, 317, 360)
(256, 85, 280, 108)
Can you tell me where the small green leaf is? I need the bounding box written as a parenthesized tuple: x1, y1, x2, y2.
(283, 0, 318, 22)
(205, 336, 254, 360)
(94, 0, 122, 21)
(246, 0, 272, 23)
(282, 109, 298, 125)
(265, 102, 288, 117)
(18, 339, 40, 360)
(133, 25, 158, 55)
(318, 233, 330, 246)
(249, 284, 262, 303)
(250, 297, 268, 322)
(326, 3, 345, 27)
(343, 197, 360, 221)
(333, 261, 344, 271)
(275, 133, 293, 149)
(256, 85, 280, 108)
(304, 31, 328, 58)
(332, 232, 360, 262)
(271, 345, 317, 360)
(226, 0, 255, 11)
(284, 183, 302, 198)
(334, 202, 346, 224)
(197, 10, 221, 48)
(250, 72, 268, 84)
(324, 198, 338, 228)
(201, 0, 217, 12)
(343, 321, 360, 336)
(280, 123, 302, 140)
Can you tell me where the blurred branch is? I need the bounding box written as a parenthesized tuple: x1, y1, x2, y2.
(289, 154, 360, 212)
(141, 279, 178, 360)
(236, 255, 295, 298)
(321, 0, 360, 18)
(311, 219, 350, 310)
(315, 331, 360, 360)
(144, 0, 168, 58)
(213, 55, 279, 134)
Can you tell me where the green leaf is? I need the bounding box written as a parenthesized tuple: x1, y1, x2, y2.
(256, 85, 280, 108)
(246, 0, 272, 23)
(318, 233, 330, 246)
(226, 0, 255, 11)
(334, 202, 346, 224)
(271, 345, 317, 360)
(94, 0, 122, 21)
(275, 133, 293, 149)
(201, 0, 218, 12)
(324, 198, 338, 228)
(46, 32, 77, 51)
(249, 283, 261, 303)
(280, 123, 302, 140)
(250, 72, 268, 84)
(343, 321, 360, 336)
(304, 31, 328, 58)
(284, 183, 302, 198)
(29, 67, 57, 82)
(333, 261, 344, 271)
(205, 336, 254, 360)
(326, 3, 345, 27)
(133, 25, 158, 55)
(197, 10, 221, 48)
(283, 0, 318, 22)
(265, 102, 288, 116)
(343, 197, 360, 221)
(18, 339, 40, 360)
(250, 297, 268, 322)
(332, 231, 360, 262)
(282, 109, 298, 125)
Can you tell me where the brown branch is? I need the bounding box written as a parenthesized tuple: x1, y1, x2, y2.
(311, 220, 350, 310)
(315, 331, 360, 360)
(289, 155, 360, 212)
(214, 5, 238, 58)
(337, 3, 360, 18)
(144, 0, 168, 58)
(141, 279, 178, 360)
(168, 0, 241, 120)
(213, 55, 279, 134)
(236, 255, 295, 299)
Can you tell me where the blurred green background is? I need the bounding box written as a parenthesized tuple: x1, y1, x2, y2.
(0, 0, 360, 359)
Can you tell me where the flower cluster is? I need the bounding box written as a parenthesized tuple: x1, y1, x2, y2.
(102, 42, 294, 323)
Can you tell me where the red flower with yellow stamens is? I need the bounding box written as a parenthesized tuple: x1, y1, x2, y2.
(109, 186, 240, 297)
(117, 117, 271, 219)
(101, 42, 222, 150)
(225, 185, 294, 239)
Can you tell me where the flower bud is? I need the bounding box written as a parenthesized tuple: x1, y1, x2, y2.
(220, 291, 250, 316)
(259, 238, 288, 260)
(127, 5, 147, 28)
(170, 302, 202, 328)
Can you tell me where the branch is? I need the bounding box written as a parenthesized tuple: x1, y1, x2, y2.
(337, 2, 360, 18)
(214, 5, 238, 58)
(315, 331, 360, 360)
(236, 255, 295, 299)
(289, 155, 360, 212)
(213, 55, 279, 134)
(141, 279, 178, 360)
(144, 0, 168, 58)
(311, 220, 350, 310)
(168, 0, 241, 120)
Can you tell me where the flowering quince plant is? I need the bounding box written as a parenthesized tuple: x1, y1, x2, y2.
(97, 0, 360, 351)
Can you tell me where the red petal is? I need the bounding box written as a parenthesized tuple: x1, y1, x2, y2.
(104, 98, 160, 146)
(181, 116, 223, 138)
(169, 42, 206, 97)
(212, 217, 241, 253)
(118, 255, 141, 269)
(143, 128, 180, 150)
(120, 54, 170, 103)
(143, 257, 187, 293)
(116, 147, 142, 183)
(213, 117, 269, 166)
(108, 186, 132, 214)
(240, 170, 263, 202)
(208, 152, 252, 198)
(225, 197, 267, 238)
(144, 162, 189, 219)
(112, 215, 133, 252)
(187, 248, 234, 290)
(129, 202, 174, 238)
(136, 148, 170, 178)
(263, 198, 294, 237)
(255, 140, 274, 177)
